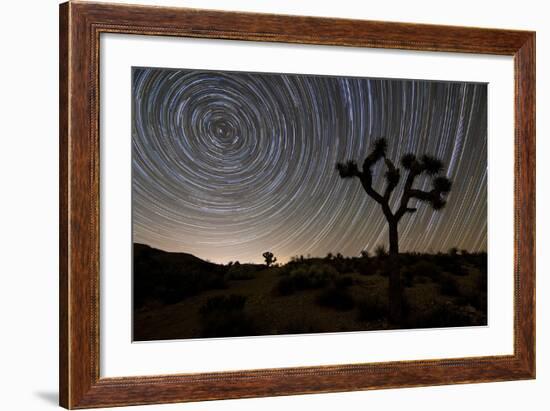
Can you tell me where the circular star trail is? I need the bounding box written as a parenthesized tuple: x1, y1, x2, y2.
(132, 67, 487, 264)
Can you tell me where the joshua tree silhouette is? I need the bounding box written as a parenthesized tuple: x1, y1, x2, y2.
(262, 251, 277, 267)
(336, 137, 452, 324)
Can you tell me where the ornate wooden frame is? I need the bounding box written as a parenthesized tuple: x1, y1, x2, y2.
(59, 1, 535, 408)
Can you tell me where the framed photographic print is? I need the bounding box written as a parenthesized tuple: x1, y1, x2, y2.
(59, 1, 535, 408)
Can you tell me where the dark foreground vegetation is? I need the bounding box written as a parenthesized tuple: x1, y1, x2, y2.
(133, 243, 487, 341)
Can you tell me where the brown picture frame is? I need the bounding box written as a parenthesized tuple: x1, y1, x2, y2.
(59, 1, 536, 408)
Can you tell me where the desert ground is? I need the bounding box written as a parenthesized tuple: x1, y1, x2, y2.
(133, 243, 487, 341)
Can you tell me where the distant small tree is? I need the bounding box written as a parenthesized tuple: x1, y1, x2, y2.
(337, 137, 452, 324)
(449, 247, 459, 256)
(360, 250, 370, 259)
(326, 252, 334, 260)
(262, 251, 277, 267)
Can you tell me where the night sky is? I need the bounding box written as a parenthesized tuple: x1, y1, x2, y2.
(132, 67, 487, 264)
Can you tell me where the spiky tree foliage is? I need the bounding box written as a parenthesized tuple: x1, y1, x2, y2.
(374, 244, 387, 258)
(336, 137, 452, 323)
(262, 251, 277, 267)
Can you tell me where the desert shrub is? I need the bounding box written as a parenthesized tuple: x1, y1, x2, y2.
(274, 264, 337, 296)
(447, 264, 467, 276)
(402, 269, 414, 288)
(360, 256, 386, 275)
(396, 253, 416, 266)
(438, 274, 460, 296)
(226, 263, 257, 280)
(456, 270, 487, 311)
(328, 254, 354, 274)
(275, 276, 295, 296)
(316, 286, 355, 311)
(466, 252, 487, 277)
(276, 263, 293, 276)
(307, 263, 337, 280)
(290, 255, 306, 264)
(374, 245, 387, 258)
(433, 254, 467, 276)
(402, 260, 440, 284)
(475, 268, 488, 309)
(199, 294, 257, 338)
(357, 296, 387, 322)
(410, 301, 473, 328)
(376, 260, 390, 277)
(292, 269, 320, 289)
(380, 259, 408, 279)
(357, 258, 375, 276)
(334, 276, 354, 288)
(199, 294, 247, 316)
(335, 262, 354, 274)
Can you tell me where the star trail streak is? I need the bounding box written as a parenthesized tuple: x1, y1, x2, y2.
(132, 67, 487, 264)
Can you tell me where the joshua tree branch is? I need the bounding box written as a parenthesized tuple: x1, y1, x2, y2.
(394, 169, 418, 220)
(337, 138, 390, 208)
(408, 188, 436, 202)
(358, 169, 385, 205)
(383, 158, 400, 201)
(336, 160, 392, 218)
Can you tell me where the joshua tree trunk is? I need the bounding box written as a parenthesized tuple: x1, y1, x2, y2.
(388, 220, 402, 325)
(388, 219, 399, 255)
